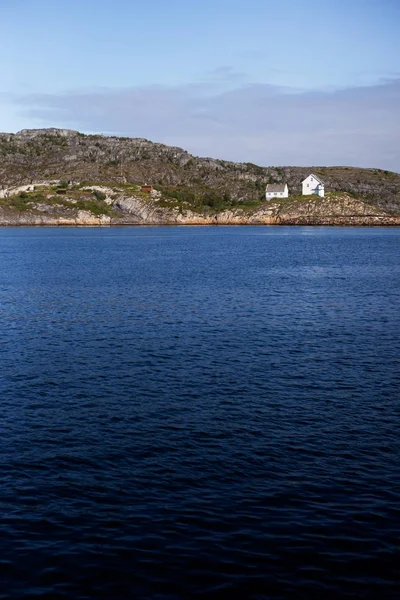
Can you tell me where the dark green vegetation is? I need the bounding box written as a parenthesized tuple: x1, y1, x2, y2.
(0, 128, 399, 214)
(154, 185, 257, 212)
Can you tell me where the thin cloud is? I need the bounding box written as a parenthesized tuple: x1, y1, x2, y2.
(12, 77, 400, 171)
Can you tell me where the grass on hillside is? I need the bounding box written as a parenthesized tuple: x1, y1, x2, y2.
(0, 189, 115, 216)
(153, 184, 266, 213)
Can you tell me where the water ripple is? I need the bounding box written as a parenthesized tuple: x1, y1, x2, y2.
(0, 226, 399, 599)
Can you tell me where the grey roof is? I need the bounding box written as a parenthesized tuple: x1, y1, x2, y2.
(303, 173, 324, 185)
(265, 184, 287, 192)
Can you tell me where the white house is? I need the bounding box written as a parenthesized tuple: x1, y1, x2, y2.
(302, 174, 325, 197)
(265, 183, 289, 200)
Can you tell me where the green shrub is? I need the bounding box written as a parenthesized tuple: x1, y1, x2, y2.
(93, 189, 106, 201)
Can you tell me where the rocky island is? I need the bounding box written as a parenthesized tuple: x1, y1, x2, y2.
(0, 128, 399, 226)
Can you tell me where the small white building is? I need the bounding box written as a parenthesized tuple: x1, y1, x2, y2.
(265, 183, 289, 201)
(302, 174, 325, 197)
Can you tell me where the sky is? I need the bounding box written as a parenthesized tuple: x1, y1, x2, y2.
(1, 0, 399, 170)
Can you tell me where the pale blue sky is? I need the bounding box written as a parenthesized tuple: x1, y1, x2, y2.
(1, 0, 399, 169)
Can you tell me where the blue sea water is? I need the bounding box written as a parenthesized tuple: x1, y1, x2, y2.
(0, 226, 399, 599)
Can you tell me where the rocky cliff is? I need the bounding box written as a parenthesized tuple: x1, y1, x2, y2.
(0, 128, 399, 225)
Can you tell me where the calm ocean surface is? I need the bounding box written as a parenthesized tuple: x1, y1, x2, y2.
(0, 226, 399, 599)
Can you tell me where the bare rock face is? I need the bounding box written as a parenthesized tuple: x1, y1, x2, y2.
(17, 128, 80, 138)
(0, 208, 110, 227)
(113, 195, 173, 223)
(273, 194, 400, 226)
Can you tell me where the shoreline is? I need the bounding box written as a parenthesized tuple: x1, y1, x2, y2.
(1, 221, 400, 228)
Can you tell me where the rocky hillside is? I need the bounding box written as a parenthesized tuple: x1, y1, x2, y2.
(0, 128, 399, 225)
(1, 182, 399, 227)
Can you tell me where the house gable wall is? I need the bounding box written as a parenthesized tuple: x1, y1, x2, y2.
(302, 174, 325, 197)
